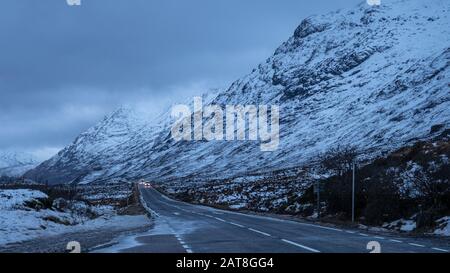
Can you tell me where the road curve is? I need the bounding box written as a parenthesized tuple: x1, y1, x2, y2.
(94, 186, 449, 253)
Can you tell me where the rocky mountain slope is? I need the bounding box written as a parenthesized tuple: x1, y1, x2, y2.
(0, 151, 40, 177)
(26, 0, 450, 185)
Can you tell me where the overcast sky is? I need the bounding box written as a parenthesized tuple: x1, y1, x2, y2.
(0, 0, 362, 161)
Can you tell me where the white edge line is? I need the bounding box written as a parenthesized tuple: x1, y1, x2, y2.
(151, 188, 346, 234)
(297, 222, 343, 232)
(139, 190, 160, 217)
(229, 222, 245, 228)
(185, 248, 193, 253)
(432, 247, 449, 252)
(408, 243, 425, 247)
(248, 228, 271, 237)
(174, 234, 194, 253)
(281, 239, 320, 253)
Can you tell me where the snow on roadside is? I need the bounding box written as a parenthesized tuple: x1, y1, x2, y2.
(383, 218, 417, 232)
(383, 216, 450, 236)
(0, 189, 150, 246)
(434, 216, 450, 236)
(0, 189, 48, 210)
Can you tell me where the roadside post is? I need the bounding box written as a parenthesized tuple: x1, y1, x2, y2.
(352, 160, 356, 223)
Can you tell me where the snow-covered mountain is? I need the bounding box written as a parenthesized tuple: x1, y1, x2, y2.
(0, 151, 40, 177)
(26, 0, 450, 185)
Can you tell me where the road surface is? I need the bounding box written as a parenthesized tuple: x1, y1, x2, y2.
(94, 185, 450, 253)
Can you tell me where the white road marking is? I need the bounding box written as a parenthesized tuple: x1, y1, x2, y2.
(408, 243, 425, 248)
(196, 212, 207, 216)
(90, 242, 116, 250)
(319, 226, 343, 232)
(149, 188, 448, 254)
(229, 222, 245, 228)
(248, 228, 271, 237)
(159, 193, 175, 202)
(149, 188, 349, 236)
(139, 189, 162, 217)
(175, 234, 194, 253)
(432, 247, 449, 253)
(281, 239, 320, 253)
(297, 222, 343, 232)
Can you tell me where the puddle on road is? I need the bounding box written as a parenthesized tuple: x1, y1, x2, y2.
(91, 216, 202, 253)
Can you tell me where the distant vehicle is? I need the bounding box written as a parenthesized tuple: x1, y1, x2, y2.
(139, 180, 152, 188)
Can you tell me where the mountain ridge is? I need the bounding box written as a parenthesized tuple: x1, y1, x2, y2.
(26, 0, 450, 185)
(0, 151, 40, 177)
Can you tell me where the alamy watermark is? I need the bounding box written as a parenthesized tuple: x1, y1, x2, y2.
(66, 0, 81, 6)
(171, 97, 280, 152)
(367, 0, 381, 6)
(66, 241, 81, 253)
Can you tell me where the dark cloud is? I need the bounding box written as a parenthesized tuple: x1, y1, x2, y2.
(0, 0, 361, 159)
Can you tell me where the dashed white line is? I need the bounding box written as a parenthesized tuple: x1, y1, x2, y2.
(248, 228, 271, 237)
(432, 247, 449, 253)
(149, 189, 450, 254)
(175, 235, 194, 253)
(229, 222, 245, 228)
(281, 239, 320, 253)
(408, 243, 425, 248)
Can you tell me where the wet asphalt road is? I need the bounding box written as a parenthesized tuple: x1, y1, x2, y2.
(96, 186, 450, 253)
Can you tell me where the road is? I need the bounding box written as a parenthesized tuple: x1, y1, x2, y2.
(95, 185, 449, 253)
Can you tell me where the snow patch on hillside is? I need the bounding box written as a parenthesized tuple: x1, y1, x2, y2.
(0, 151, 40, 177)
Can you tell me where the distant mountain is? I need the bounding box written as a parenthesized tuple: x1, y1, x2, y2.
(26, 0, 450, 185)
(0, 151, 40, 177)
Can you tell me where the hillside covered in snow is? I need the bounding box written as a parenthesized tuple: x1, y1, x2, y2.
(26, 0, 449, 185)
(0, 151, 40, 177)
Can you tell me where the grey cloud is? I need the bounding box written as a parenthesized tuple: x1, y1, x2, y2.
(0, 0, 362, 156)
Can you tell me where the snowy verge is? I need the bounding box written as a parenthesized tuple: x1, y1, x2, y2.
(383, 216, 450, 236)
(0, 189, 151, 246)
(434, 216, 450, 236)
